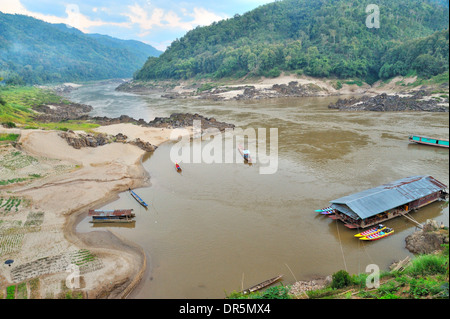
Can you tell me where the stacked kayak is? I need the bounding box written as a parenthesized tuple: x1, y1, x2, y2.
(354, 224, 385, 238)
(359, 227, 394, 241)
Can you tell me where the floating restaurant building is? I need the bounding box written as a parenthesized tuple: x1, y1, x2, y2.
(329, 176, 448, 229)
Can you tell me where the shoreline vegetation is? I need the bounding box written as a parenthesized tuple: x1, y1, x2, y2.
(0, 74, 448, 299)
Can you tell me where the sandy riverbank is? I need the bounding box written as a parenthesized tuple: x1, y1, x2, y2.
(0, 124, 185, 298)
(117, 73, 444, 101)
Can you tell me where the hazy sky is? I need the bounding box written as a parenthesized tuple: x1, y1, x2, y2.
(0, 0, 275, 51)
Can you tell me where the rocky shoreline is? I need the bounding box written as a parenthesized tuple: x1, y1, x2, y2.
(115, 75, 450, 111)
(160, 81, 329, 101)
(328, 91, 449, 112)
(30, 98, 236, 152)
(405, 219, 449, 255)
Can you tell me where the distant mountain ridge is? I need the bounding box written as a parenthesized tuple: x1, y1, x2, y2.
(134, 0, 449, 83)
(0, 12, 162, 85)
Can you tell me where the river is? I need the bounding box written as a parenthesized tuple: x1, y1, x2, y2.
(70, 80, 449, 299)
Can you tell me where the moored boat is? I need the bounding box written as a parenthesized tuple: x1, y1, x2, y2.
(354, 224, 386, 238)
(240, 275, 283, 294)
(88, 209, 135, 223)
(408, 135, 449, 148)
(238, 144, 253, 163)
(129, 188, 148, 208)
(315, 206, 333, 212)
(359, 228, 394, 241)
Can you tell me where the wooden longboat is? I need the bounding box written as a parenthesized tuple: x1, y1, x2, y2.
(129, 189, 148, 208)
(409, 135, 449, 148)
(88, 209, 135, 223)
(90, 216, 135, 223)
(238, 145, 253, 163)
(241, 275, 283, 294)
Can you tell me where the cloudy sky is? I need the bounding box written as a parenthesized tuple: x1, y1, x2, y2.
(0, 0, 274, 51)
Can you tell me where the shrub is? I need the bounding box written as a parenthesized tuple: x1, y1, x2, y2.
(331, 270, 353, 289)
(409, 277, 442, 298)
(2, 121, 16, 128)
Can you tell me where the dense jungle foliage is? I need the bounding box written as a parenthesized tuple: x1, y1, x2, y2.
(134, 0, 449, 84)
(0, 12, 161, 85)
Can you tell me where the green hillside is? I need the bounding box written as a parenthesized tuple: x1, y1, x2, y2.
(0, 12, 162, 85)
(134, 0, 449, 84)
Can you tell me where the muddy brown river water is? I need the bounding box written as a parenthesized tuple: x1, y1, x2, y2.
(72, 81, 449, 298)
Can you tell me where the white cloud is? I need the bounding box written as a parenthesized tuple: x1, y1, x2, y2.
(122, 3, 228, 33)
(0, 0, 130, 33)
(187, 7, 228, 27)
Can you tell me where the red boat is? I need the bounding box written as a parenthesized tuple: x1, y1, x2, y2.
(175, 162, 182, 172)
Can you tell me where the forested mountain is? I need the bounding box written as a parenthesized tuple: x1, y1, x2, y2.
(135, 0, 449, 84)
(0, 12, 162, 85)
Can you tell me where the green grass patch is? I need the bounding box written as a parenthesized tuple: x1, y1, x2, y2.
(0, 133, 19, 142)
(409, 71, 449, 88)
(37, 121, 100, 132)
(16, 282, 28, 299)
(6, 285, 16, 299)
(404, 254, 448, 277)
(0, 86, 97, 132)
(345, 80, 365, 87)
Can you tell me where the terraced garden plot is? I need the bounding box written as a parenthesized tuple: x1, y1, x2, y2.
(0, 145, 75, 186)
(0, 151, 38, 170)
(23, 211, 44, 227)
(0, 197, 26, 215)
(1, 277, 40, 299)
(9, 249, 104, 283)
(0, 233, 25, 256)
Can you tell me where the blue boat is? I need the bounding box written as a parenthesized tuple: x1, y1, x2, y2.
(409, 135, 449, 148)
(129, 188, 148, 208)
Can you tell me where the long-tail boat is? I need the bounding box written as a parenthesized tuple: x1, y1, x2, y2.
(238, 145, 253, 163)
(129, 188, 148, 208)
(241, 275, 283, 294)
(359, 228, 394, 241)
(315, 207, 335, 215)
(408, 135, 449, 148)
(354, 224, 386, 238)
(315, 206, 332, 213)
(88, 209, 135, 223)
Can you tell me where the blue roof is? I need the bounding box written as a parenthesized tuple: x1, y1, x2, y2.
(330, 176, 447, 220)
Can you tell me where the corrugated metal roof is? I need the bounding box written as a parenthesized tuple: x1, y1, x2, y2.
(330, 176, 447, 220)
